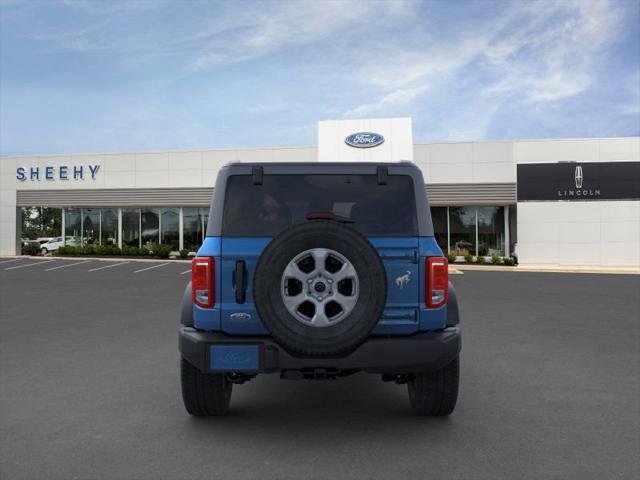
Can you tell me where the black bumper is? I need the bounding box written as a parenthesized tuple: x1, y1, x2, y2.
(179, 326, 461, 374)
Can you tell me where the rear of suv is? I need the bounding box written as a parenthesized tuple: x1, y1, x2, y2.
(179, 162, 461, 416)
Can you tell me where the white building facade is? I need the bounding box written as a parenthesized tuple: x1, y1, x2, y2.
(1, 118, 638, 267)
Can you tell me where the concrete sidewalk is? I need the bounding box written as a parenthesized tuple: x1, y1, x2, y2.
(451, 263, 640, 275)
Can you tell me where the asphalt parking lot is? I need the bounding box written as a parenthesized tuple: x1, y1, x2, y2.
(1, 257, 639, 480)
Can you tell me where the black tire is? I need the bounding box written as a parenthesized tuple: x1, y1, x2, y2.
(407, 356, 459, 416)
(253, 220, 387, 357)
(180, 358, 232, 416)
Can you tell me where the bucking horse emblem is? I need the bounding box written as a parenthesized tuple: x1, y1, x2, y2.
(395, 270, 411, 289)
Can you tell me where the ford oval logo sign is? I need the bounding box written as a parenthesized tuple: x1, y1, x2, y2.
(345, 132, 385, 148)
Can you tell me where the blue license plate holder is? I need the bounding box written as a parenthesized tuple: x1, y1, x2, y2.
(209, 344, 260, 371)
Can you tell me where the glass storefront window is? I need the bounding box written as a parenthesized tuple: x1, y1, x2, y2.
(122, 208, 140, 247)
(21, 207, 62, 240)
(430, 207, 448, 254)
(141, 208, 159, 247)
(202, 208, 209, 234)
(449, 207, 476, 256)
(101, 208, 118, 246)
(82, 208, 100, 245)
(161, 208, 179, 250)
(64, 208, 82, 246)
(477, 207, 505, 256)
(183, 207, 208, 252)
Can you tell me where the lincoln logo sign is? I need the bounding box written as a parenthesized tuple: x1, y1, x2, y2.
(345, 132, 385, 148)
(517, 162, 640, 202)
(16, 164, 100, 182)
(558, 163, 599, 198)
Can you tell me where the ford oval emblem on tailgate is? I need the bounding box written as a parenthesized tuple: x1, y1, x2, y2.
(345, 132, 385, 148)
(230, 312, 251, 321)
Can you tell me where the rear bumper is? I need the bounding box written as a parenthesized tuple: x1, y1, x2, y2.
(179, 326, 461, 374)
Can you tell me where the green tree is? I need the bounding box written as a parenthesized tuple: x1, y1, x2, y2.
(21, 207, 62, 239)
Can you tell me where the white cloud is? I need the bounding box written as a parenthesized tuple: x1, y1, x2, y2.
(188, 1, 414, 71)
(342, 0, 626, 135)
(344, 85, 429, 118)
(483, 0, 622, 103)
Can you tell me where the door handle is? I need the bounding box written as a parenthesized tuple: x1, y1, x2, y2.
(234, 261, 247, 304)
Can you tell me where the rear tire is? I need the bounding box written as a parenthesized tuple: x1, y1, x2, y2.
(407, 356, 459, 416)
(180, 358, 232, 416)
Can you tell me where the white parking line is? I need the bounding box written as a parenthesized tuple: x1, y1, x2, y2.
(88, 261, 129, 272)
(5, 260, 56, 270)
(0, 258, 24, 265)
(133, 262, 170, 274)
(180, 269, 191, 275)
(45, 260, 91, 271)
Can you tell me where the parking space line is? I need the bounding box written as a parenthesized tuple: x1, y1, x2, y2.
(133, 262, 170, 274)
(180, 269, 191, 275)
(45, 260, 91, 271)
(0, 258, 24, 265)
(5, 260, 56, 270)
(88, 261, 129, 272)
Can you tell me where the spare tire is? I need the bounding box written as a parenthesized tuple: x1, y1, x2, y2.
(253, 220, 387, 357)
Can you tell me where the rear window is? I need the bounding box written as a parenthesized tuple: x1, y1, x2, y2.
(222, 174, 417, 237)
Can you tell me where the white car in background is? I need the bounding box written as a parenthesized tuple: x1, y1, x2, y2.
(40, 236, 81, 254)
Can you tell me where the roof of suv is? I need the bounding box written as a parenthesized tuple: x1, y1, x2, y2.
(207, 161, 434, 237)
(223, 161, 418, 167)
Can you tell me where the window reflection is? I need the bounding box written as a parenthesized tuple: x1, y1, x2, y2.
(64, 208, 81, 246)
(141, 208, 159, 247)
(101, 208, 118, 246)
(161, 208, 179, 250)
(122, 208, 140, 247)
(430, 207, 448, 253)
(449, 207, 476, 256)
(183, 207, 208, 252)
(82, 208, 100, 245)
(477, 207, 504, 256)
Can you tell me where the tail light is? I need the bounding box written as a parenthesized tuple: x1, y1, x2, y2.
(426, 256, 448, 308)
(192, 257, 214, 308)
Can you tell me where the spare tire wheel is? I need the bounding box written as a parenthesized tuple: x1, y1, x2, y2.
(253, 220, 387, 357)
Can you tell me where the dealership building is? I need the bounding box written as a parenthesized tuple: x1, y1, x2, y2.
(1, 118, 639, 268)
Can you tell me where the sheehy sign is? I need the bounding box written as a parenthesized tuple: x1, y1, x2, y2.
(16, 164, 100, 182)
(517, 162, 640, 201)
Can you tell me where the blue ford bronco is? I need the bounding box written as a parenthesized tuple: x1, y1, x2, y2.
(179, 162, 461, 416)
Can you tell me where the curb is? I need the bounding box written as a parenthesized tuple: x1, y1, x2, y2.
(0, 255, 192, 264)
(451, 264, 640, 275)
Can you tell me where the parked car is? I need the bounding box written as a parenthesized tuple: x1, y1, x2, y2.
(179, 162, 461, 416)
(40, 236, 81, 254)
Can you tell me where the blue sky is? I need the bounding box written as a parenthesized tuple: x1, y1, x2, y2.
(1, 0, 639, 155)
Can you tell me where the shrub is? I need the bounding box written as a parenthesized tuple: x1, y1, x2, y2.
(491, 255, 501, 264)
(179, 249, 189, 259)
(446, 252, 457, 263)
(454, 248, 469, 257)
(108, 246, 121, 256)
(464, 253, 474, 264)
(154, 244, 171, 259)
(22, 243, 41, 256)
(124, 246, 146, 256)
(477, 256, 486, 264)
(140, 246, 151, 257)
(62, 246, 79, 255)
(503, 257, 515, 266)
(83, 245, 96, 255)
(56, 246, 66, 255)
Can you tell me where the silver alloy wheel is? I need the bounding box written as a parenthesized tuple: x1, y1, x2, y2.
(281, 248, 359, 327)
